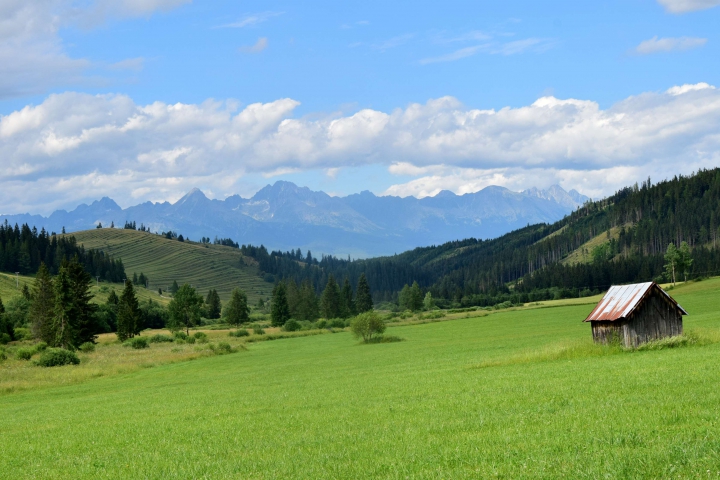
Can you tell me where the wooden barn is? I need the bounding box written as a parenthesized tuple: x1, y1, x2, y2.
(584, 282, 687, 347)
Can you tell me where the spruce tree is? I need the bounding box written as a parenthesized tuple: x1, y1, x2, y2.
(117, 279, 140, 341)
(271, 282, 290, 327)
(51, 265, 75, 349)
(355, 273, 373, 313)
(107, 289, 119, 305)
(66, 257, 99, 345)
(223, 288, 249, 327)
(340, 278, 355, 318)
(285, 279, 300, 319)
(133, 272, 138, 285)
(205, 289, 222, 319)
(320, 274, 341, 319)
(30, 263, 55, 343)
(409, 281, 423, 312)
(170, 280, 179, 294)
(297, 280, 319, 321)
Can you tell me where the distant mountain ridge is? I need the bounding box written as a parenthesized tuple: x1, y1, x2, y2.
(0, 182, 588, 257)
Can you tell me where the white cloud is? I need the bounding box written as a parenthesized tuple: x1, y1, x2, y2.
(239, 37, 268, 53)
(215, 11, 284, 29)
(657, 0, 720, 13)
(0, 0, 189, 99)
(3, 83, 720, 213)
(108, 57, 145, 71)
(635, 36, 707, 54)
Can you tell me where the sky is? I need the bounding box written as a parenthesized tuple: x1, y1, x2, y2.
(1, 0, 720, 215)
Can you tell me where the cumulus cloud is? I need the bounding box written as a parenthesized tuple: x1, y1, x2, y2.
(239, 37, 268, 53)
(0, 0, 188, 99)
(2, 84, 720, 213)
(657, 0, 720, 13)
(635, 36, 707, 54)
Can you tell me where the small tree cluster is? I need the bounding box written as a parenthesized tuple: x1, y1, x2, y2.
(205, 289, 222, 319)
(664, 241, 693, 285)
(399, 281, 423, 312)
(223, 288, 249, 326)
(167, 284, 204, 335)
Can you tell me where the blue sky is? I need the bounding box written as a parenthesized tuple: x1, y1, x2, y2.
(1, 0, 720, 214)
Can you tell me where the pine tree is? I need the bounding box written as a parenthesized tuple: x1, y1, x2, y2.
(271, 282, 290, 327)
(223, 288, 249, 327)
(320, 274, 341, 319)
(30, 263, 54, 343)
(423, 292, 435, 311)
(340, 278, 355, 318)
(205, 289, 222, 319)
(286, 279, 300, 319)
(138, 272, 147, 287)
(355, 273, 373, 313)
(117, 279, 140, 341)
(133, 272, 138, 285)
(170, 280, 179, 294)
(410, 281, 423, 311)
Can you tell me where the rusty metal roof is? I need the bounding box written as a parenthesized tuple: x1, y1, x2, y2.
(584, 282, 688, 322)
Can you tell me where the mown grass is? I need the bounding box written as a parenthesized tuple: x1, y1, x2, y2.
(69, 228, 271, 302)
(0, 278, 719, 478)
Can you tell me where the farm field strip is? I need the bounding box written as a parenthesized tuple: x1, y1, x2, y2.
(70, 229, 272, 302)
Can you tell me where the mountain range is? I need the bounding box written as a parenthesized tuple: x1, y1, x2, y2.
(0, 182, 588, 257)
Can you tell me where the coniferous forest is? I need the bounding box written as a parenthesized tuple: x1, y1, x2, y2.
(0, 222, 126, 281)
(242, 168, 720, 307)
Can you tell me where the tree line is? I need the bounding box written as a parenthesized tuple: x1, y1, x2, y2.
(0, 221, 126, 281)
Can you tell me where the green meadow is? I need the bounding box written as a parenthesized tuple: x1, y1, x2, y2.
(1, 279, 720, 478)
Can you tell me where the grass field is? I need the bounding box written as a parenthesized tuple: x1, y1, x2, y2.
(69, 228, 272, 303)
(1, 279, 719, 478)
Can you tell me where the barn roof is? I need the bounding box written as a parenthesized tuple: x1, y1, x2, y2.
(583, 282, 688, 322)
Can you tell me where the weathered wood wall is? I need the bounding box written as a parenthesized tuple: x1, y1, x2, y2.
(590, 288, 683, 347)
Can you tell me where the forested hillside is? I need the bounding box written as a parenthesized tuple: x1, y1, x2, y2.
(0, 222, 126, 281)
(254, 169, 720, 307)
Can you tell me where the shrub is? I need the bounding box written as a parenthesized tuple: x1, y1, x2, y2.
(14, 327, 31, 341)
(316, 319, 327, 329)
(193, 332, 208, 343)
(252, 326, 265, 335)
(186, 336, 196, 344)
(16, 347, 35, 361)
(124, 337, 149, 349)
(149, 334, 174, 343)
(423, 311, 446, 320)
(172, 331, 189, 341)
(36, 348, 80, 367)
(210, 342, 235, 354)
(328, 318, 346, 329)
(0, 333, 11, 345)
(350, 311, 386, 343)
(79, 342, 96, 353)
(229, 329, 249, 337)
(283, 320, 301, 332)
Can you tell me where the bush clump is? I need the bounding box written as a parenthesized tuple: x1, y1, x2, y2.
(124, 337, 149, 349)
(0, 333, 11, 345)
(229, 329, 249, 337)
(283, 320, 301, 332)
(252, 326, 265, 335)
(79, 342, 96, 353)
(350, 311, 386, 343)
(36, 348, 80, 367)
(210, 342, 235, 355)
(193, 332, 208, 343)
(149, 334, 174, 343)
(15, 347, 35, 361)
(173, 331, 189, 341)
(328, 318, 346, 329)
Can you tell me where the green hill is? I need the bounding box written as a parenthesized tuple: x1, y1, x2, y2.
(69, 229, 271, 303)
